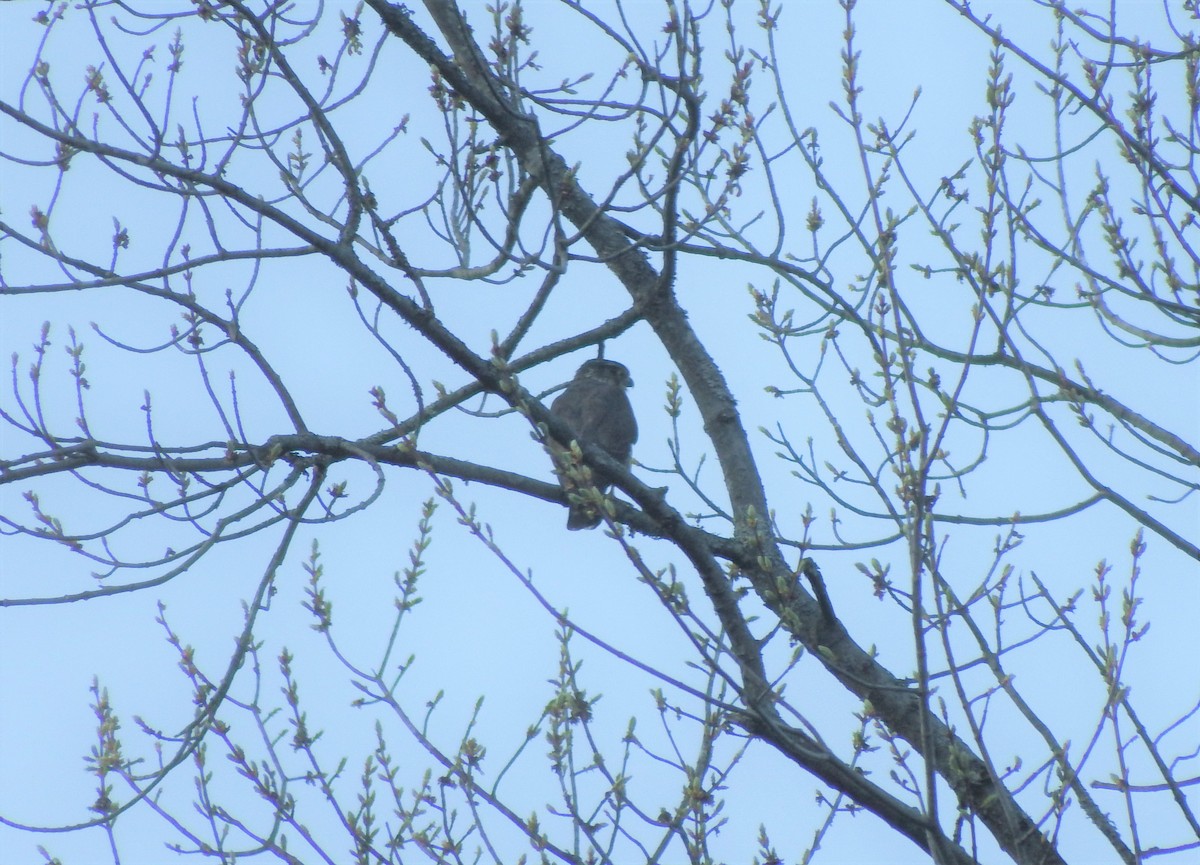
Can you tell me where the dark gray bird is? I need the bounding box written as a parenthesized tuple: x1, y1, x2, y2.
(548, 359, 638, 530)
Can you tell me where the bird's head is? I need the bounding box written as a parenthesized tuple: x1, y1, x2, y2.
(575, 358, 633, 388)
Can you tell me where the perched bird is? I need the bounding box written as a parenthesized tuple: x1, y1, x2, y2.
(548, 358, 638, 530)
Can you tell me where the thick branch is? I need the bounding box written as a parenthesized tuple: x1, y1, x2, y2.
(365, 3, 1072, 862)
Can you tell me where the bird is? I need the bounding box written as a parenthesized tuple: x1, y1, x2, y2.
(547, 358, 638, 530)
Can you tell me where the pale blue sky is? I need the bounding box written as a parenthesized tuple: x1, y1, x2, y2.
(2, 2, 1197, 863)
